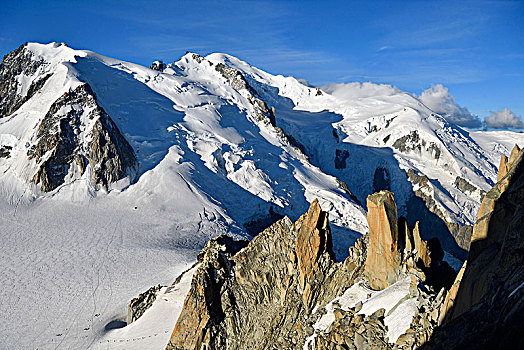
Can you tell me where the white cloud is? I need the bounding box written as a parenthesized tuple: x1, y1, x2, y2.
(323, 82, 401, 100)
(419, 84, 481, 128)
(485, 108, 524, 129)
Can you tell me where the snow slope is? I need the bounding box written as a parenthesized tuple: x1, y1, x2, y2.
(306, 277, 418, 348)
(205, 53, 522, 227)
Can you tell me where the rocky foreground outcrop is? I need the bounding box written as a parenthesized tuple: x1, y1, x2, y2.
(426, 144, 524, 349)
(162, 146, 524, 349)
(165, 195, 456, 349)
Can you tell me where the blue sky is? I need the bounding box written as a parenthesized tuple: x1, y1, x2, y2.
(1, 0, 523, 127)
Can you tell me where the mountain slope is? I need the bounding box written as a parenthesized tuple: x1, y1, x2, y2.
(0, 43, 366, 349)
(0, 42, 521, 349)
(204, 53, 522, 254)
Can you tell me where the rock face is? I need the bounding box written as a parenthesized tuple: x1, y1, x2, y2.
(364, 191, 401, 290)
(166, 202, 354, 349)
(0, 44, 52, 118)
(363, 191, 454, 292)
(214, 61, 277, 127)
(166, 196, 456, 349)
(427, 145, 524, 349)
(295, 199, 334, 308)
(28, 83, 138, 191)
(127, 284, 163, 324)
(149, 60, 165, 72)
(406, 168, 472, 254)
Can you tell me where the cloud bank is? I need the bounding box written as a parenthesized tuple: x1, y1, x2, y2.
(485, 108, 524, 129)
(419, 84, 482, 128)
(323, 82, 401, 100)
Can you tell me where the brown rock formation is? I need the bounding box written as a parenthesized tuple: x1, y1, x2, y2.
(437, 261, 467, 326)
(497, 155, 509, 182)
(426, 145, 524, 349)
(295, 199, 334, 307)
(412, 222, 431, 268)
(509, 144, 521, 165)
(364, 191, 402, 290)
(166, 201, 356, 350)
(166, 195, 457, 349)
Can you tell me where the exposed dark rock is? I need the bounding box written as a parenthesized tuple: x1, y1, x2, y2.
(191, 53, 204, 64)
(0, 145, 12, 158)
(0, 44, 52, 118)
(373, 167, 391, 192)
(215, 62, 250, 92)
(149, 60, 165, 72)
(406, 168, 472, 253)
(29, 83, 137, 192)
(214, 61, 277, 128)
(335, 149, 350, 169)
(393, 131, 422, 153)
(453, 176, 477, 195)
(127, 284, 163, 324)
(286, 133, 308, 155)
(392, 131, 440, 160)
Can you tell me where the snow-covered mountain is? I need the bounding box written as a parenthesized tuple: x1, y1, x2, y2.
(204, 54, 522, 254)
(0, 42, 521, 349)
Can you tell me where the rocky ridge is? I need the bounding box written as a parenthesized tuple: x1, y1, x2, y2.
(426, 144, 524, 349)
(165, 194, 456, 349)
(119, 144, 524, 350)
(0, 43, 52, 118)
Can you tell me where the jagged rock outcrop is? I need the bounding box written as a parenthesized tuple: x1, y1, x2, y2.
(127, 284, 163, 324)
(150, 60, 165, 72)
(364, 191, 401, 290)
(28, 83, 137, 191)
(0, 43, 52, 118)
(315, 308, 390, 349)
(295, 200, 335, 308)
(392, 130, 441, 160)
(0, 145, 12, 158)
(166, 196, 456, 349)
(214, 61, 277, 127)
(453, 176, 478, 195)
(167, 201, 357, 349)
(425, 145, 524, 349)
(363, 191, 454, 292)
